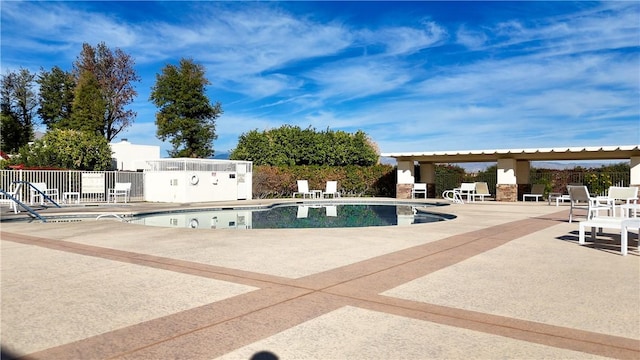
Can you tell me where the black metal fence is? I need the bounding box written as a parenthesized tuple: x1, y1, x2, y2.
(434, 171, 630, 198)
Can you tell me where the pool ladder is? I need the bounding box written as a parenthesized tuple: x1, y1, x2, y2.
(96, 214, 125, 221)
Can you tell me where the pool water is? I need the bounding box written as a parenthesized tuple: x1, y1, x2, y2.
(128, 203, 454, 230)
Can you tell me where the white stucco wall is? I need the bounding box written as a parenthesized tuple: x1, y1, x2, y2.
(397, 160, 415, 184)
(144, 170, 250, 202)
(497, 158, 517, 184)
(631, 156, 640, 185)
(142, 159, 253, 203)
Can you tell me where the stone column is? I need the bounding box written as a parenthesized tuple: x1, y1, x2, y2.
(396, 160, 415, 199)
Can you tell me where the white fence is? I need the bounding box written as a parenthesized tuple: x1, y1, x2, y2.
(1, 170, 145, 204)
(145, 158, 253, 173)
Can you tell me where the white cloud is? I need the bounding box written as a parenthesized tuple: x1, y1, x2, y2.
(369, 21, 447, 55)
(2, 1, 638, 155)
(305, 58, 413, 101)
(455, 25, 488, 49)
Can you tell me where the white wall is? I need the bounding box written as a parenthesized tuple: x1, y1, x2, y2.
(497, 158, 517, 184)
(144, 170, 249, 203)
(110, 139, 160, 171)
(397, 160, 415, 184)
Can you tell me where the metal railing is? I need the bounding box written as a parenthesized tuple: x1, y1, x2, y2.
(145, 158, 253, 172)
(530, 171, 630, 196)
(0, 170, 145, 204)
(433, 171, 630, 199)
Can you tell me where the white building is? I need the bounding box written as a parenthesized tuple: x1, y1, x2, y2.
(110, 139, 161, 171)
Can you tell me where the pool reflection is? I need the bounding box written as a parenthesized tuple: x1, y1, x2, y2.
(128, 204, 449, 229)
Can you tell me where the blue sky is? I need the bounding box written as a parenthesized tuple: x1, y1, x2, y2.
(2, 1, 639, 157)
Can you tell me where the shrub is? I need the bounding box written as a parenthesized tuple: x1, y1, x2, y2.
(252, 164, 395, 199)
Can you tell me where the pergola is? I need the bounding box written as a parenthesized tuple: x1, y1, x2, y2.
(381, 145, 640, 201)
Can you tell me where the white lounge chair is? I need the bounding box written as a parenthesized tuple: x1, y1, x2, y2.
(108, 182, 131, 203)
(442, 188, 463, 204)
(293, 180, 315, 199)
(411, 183, 427, 199)
(29, 182, 59, 205)
(523, 184, 545, 202)
(568, 185, 609, 223)
(471, 182, 491, 201)
(323, 181, 341, 198)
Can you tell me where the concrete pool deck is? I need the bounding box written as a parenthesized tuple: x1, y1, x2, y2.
(1, 198, 638, 359)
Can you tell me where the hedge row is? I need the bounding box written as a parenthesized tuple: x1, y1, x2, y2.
(252, 164, 396, 199)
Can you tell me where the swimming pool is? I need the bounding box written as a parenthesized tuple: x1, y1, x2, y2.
(128, 202, 455, 230)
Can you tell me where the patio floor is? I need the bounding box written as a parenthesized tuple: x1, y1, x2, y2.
(1, 199, 638, 359)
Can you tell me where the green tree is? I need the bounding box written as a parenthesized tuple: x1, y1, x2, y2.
(73, 42, 140, 140)
(15, 129, 112, 170)
(36, 66, 75, 130)
(150, 58, 222, 158)
(0, 68, 37, 153)
(68, 70, 106, 134)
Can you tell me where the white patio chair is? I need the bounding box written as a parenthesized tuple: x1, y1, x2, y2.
(323, 181, 341, 198)
(1, 183, 23, 213)
(523, 184, 545, 202)
(411, 183, 427, 199)
(594, 186, 638, 217)
(292, 180, 315, 199)
(568, 185, 608, 223)
(108, 182, 131, 203)
(458, 183, 476, 202)
(29, 182, 59, 205)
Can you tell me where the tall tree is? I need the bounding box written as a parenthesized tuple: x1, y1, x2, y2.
(0, 68, 37, 153)
(73, 42, 140, 141)
(68, 70, 106, 135)
(150, 58, 222, 158)
(36, 66, 75, 130)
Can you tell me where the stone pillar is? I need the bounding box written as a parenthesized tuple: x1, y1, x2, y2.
(396, 160, 415, 199)
(496, 158, 518, 202)
(419, 162, 436, 198)
(396, 184, 413, 199)
(497, 184, 517, 202)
